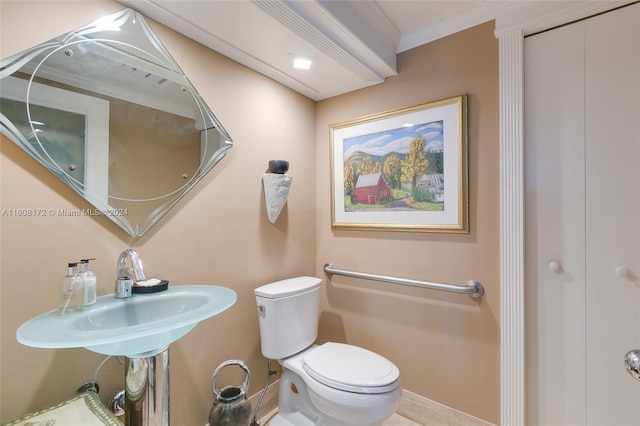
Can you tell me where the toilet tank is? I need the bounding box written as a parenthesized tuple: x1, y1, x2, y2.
(254, 276, 322, 360)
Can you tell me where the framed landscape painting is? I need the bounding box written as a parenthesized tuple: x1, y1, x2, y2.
(330, 95, 468, 232)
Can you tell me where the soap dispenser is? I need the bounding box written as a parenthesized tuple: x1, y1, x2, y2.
(79, 258, 97, 306)
(58, 262, 84, 314)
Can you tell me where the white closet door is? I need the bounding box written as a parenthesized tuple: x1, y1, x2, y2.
(525, 21, 587, 426)
(526, 4, 640, 425)
(584, 5, 640, 425)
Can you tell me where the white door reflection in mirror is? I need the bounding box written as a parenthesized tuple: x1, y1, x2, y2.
(1, 76, 109, 209)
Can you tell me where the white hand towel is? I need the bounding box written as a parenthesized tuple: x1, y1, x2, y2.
(263, 173, 292, 223)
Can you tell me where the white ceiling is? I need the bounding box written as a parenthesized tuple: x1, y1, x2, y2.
(117, 0, 632, 101)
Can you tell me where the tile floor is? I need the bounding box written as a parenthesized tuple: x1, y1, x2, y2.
(261, 411, 420, 425)
(384, 413, 421, 425)
(255, 387, 494, 426)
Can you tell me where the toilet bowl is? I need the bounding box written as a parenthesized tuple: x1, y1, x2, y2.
(277, 343, 401, 426)
(255, 277, 401, 425)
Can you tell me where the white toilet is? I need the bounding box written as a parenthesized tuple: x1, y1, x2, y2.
(254, 276, 402, 426)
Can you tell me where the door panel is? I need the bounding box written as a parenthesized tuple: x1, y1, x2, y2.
(525, 4, 640, 425)
(525, 21, 586, 426)
(585, 6, 640, 425)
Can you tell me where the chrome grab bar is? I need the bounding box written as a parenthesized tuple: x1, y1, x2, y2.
(323, 263, 484, 299)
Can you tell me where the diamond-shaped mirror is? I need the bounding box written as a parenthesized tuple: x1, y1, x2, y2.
(0, 8, 232, 236)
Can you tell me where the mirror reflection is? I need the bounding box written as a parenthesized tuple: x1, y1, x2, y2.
(0, 8, 233, 236)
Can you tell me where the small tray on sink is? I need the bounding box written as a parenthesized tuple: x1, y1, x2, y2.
(133, 280, 169, 294)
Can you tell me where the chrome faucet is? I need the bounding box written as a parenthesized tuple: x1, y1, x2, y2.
(115, 249, 147, 299)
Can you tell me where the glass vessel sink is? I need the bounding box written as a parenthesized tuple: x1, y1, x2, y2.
(17, 285, 236, 357)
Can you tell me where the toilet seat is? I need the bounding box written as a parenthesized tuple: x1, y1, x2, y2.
(302, 342, 400, 394)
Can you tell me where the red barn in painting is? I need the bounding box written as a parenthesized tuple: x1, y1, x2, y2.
(351, 173, 391, 205)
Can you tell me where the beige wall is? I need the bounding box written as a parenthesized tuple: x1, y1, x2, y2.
(315, 22, 500, 424)
(0, 2, 315, 424)
(1, 2, 500, 425)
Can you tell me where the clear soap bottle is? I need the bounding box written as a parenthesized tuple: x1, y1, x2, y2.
(58, 262, 84, 314)
(79, 258, 97, 306)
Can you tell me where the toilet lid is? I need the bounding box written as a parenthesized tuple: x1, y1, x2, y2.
(302, 342, 400, 394)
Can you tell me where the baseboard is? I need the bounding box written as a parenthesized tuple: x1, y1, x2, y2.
(396, 389, 495, 426)
(247, 380, 495, 426)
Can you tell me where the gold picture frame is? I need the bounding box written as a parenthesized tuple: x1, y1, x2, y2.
(330, 95, 468, 233)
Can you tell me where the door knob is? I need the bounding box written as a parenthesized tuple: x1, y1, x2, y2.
(548, 261, 561, 272)
(624, 350, 640, 381)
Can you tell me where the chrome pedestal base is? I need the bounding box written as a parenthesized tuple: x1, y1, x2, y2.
(125, 349, 169, 426)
